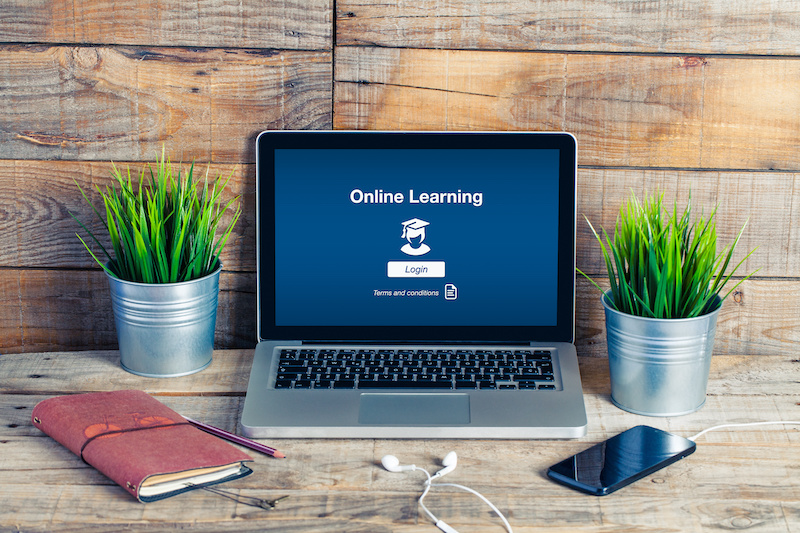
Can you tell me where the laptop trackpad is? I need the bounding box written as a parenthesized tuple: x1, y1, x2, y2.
(358, 393, 470, 425)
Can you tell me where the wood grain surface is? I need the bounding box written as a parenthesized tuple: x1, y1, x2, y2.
(336, 0, 800, 55)
(0, 0, 332, 50)
(0, 45, 332, 163)
(1, 0, 798, 357)
(334, 48, 800, 171)
(0, 160, 254, 270)
(1, 350, 798, 532)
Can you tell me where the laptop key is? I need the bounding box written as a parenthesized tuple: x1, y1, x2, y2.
(279, 365, 307, 374)
(516, 374, 553, 381)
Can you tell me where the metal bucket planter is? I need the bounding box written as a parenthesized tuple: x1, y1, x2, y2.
(106, 264, 221, 378)
(602, 291, 722, 417)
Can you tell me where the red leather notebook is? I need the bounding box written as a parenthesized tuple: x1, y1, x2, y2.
(32, 390, 253, 502)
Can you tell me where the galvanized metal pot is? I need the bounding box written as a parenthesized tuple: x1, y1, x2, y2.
(105, 264, 221, 378)
(602, 291, 722, 417)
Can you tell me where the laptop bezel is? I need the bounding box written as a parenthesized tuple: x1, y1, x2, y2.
(256, 130, 577, 344)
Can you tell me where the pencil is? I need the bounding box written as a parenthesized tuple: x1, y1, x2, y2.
(184, 416, 286, 459)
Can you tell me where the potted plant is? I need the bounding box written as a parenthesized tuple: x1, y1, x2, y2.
(73, 148, 241, 377)
(578, 191, 755, 416)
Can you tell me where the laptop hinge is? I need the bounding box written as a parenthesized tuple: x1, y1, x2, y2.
(300, 340, 537, 346)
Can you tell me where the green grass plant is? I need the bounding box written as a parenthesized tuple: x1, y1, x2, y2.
(577, 191, 756, 319)
(72, 148, 241, 284)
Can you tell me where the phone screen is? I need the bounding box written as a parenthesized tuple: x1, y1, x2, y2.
(547, 425, 696, 496)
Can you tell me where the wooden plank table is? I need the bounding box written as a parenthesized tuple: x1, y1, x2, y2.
(1, 350, 798, 532)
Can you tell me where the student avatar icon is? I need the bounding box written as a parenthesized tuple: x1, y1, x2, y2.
(400, 218, 431, 256)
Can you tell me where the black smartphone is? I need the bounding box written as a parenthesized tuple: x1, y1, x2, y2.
(547, 425, 696, 496)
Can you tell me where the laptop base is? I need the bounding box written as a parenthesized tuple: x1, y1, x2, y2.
(241, 341, 587, 439)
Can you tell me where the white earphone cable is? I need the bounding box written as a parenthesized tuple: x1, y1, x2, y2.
(414, 467, 440, 524)
(428, 481, 514, 533)
(408, 463, 513, 533)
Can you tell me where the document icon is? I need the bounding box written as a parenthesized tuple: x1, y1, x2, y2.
(445, 284, 458, 301)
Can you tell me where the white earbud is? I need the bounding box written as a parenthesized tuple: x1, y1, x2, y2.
(431, 451, 457, 480)
(381, 454, 416, 473)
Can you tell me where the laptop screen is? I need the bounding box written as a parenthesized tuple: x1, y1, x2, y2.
(257, 131, 576, 343)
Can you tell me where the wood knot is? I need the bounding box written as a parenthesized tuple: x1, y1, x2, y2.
(72, 47, 102, 70)
(678, 56, 708, 68)
(730, 515, 753, 528)
(733, 290, 744, 304)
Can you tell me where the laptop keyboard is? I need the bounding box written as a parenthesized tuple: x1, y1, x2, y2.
(274, 348, 556, 390)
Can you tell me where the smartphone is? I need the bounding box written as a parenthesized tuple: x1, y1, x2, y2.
(547, 425, 696, 496)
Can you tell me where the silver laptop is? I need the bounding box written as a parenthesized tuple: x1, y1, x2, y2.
(241, 131, 587, 439)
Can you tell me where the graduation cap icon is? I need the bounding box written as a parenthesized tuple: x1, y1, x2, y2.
(401, 218, 431, 256)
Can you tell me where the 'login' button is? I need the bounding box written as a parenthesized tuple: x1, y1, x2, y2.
(387, 261, 445, 278)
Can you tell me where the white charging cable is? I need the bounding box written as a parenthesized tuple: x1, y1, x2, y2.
(687, 420, 800, 442)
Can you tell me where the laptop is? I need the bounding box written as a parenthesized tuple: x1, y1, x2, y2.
(241, 131, 587, 439)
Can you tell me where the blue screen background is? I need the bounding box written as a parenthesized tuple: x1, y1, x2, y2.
(274, 149, 559, 326)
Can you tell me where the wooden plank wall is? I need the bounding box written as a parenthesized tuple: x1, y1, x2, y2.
(1, 0, 798, 356)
